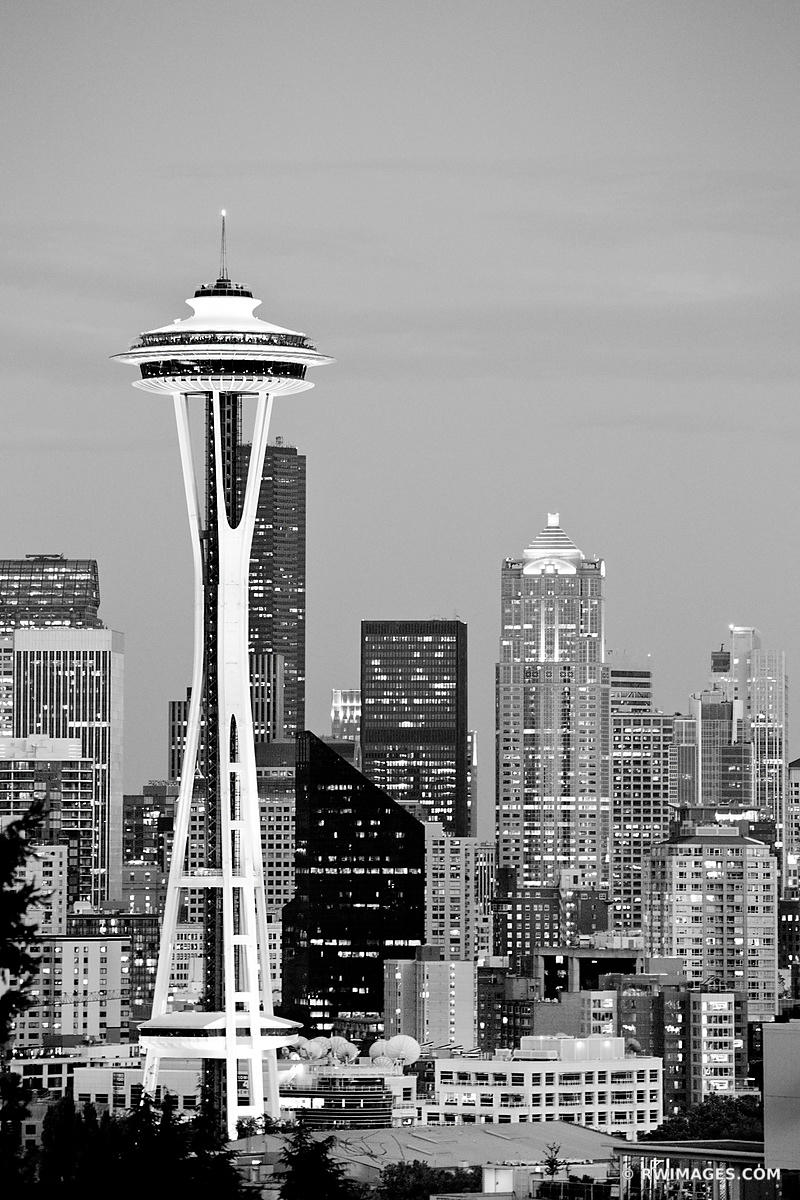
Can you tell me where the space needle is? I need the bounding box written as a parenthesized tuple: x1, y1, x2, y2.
(115, 216, 332, 1137)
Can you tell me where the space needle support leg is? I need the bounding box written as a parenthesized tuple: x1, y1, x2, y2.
(142, 391, 206, 1100)
(238, 391, 279, 1118)
(213, 389, 276, 1139)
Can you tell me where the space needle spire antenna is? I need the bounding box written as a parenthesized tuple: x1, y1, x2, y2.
(115, 222, 333, 1138)
(219, 208, 228, 281)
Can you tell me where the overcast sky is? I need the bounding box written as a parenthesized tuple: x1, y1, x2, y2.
(2, 2, 799, 835)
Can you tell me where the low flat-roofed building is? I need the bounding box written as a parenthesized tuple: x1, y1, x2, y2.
(419, 1035, 662, 1136)
(238, 1120, 618, 1190)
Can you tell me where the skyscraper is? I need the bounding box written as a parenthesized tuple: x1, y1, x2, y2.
(0, 555, 102, 635)
(243, 439, 306, 737)
(0, 556, 104, 736)
(424, 822, 495, 960)
(13, 629, 124, 904)
(710, 628, 789, 872)
(496, 514, 610, 889)
(610, 668, 675, 934)
(360, 619, 469, 835)
(282, 733, 425, 1038)
(116, 230, 330, 1136)
(331, 687, 361, 743)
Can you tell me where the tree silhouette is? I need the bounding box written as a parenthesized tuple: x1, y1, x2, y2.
(542, 1141, 567, 1179)
(0, 803, 44, 1047)
(376, 1159, 481, 1198)
(279, 1122, 361, 1199)
(642, 1094, 763, 1142)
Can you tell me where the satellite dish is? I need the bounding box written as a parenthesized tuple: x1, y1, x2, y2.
(385, 1034, 421, 1064)
(369, 1039, 389, 1059)
(305, 1037, 332, 1061)
(329, 1036, 359, 1061)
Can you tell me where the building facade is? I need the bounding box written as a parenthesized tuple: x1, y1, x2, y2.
(0, 556, 102, 637)
(610, 707, 675, 933)
(282, 733, 425, 1037)
(424, 821, 495, 960)
(711, 629, 789, 874)
(360, 620, 469, 835)
(645, 827, 778, 1024)
(384, 948, 477, 1050)
(496, 515, 610, 890)
(331, 688, 361, 743)
(12, 630, 124, 904)
(419, 1035, 663, 1135)
(0, 736, 95, 909)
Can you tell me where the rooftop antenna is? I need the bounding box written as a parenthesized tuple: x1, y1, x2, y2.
(219, 209, 228, 281)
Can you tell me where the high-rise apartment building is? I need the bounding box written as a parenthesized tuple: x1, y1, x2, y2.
(361, 620, 469, 835)
(424, 822, 495, 961)
(0, 737, 95, 908)
(496, 515, 610, 888)
(610, 698, 675, 934)
(645, 826, 778, 1024)
(13, 629, 124, 904)
(282, 733, 425, 1037)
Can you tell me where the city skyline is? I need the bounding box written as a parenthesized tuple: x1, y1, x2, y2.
(3, 5, 800, 1179)
(1, 4, 798, 814)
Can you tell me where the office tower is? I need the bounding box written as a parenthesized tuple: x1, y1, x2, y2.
(645, 826, 778, 1024)
(711, 629, 789, 861)
(492, 873, 560, 967)
(122, 780, 177, 873)
(0, 737, 95, 908)
(610, 699, 675, 934)
(496, 514, 610, 889)
(0, 555, 102, 635)
(168, 652, 284, 779)
(282, 733, 425, 1038)
(116, 230, 330, 1136)
(492, 870, 609, 967)
(360, 619, 469, 835)
(331, 688, 361, 742)
(424, 822, 495, 960)
(0, 555, 103, 737)
(13, 629, 124, 904)
(384, 948, 476, 1048)
(788, 758, 800, 862)
(476, 964, 538, 1053)
(243, 439, 306, 737)
(690, 690, 754, 810)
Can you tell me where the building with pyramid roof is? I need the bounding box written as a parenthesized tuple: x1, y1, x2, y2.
(495, 515, 610, 929)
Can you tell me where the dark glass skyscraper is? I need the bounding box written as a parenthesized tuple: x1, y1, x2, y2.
(0, 555, 102, 635)
(360, 619, 469, 835)
(241, 438, 306, 738)
(282, 732, 425, 1037)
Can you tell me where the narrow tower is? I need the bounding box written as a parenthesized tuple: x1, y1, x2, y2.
(115, 219, 332, 1137)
